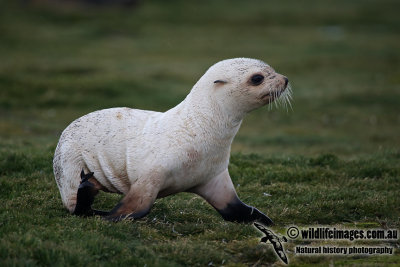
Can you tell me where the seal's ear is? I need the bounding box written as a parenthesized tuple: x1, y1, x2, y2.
(214, 80, 228, 84)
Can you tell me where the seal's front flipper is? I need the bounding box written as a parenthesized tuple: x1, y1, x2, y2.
(193, 170, 274, 226)
(218, 197, 274, 226)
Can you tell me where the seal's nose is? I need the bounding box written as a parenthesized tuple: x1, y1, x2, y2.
(284, 77, 289, 88)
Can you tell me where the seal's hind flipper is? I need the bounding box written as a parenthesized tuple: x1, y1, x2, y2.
(103, 183, 159, 222)
(92, 209, 110, 216)
(80, 169, 94, 184)
(78, 169, 95, 191)
(74, 169, 97, 216)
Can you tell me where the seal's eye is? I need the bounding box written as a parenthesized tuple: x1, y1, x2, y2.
(250, 74, 264, 86)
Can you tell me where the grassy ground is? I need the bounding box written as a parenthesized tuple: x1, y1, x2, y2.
(0, 0, 399, 266)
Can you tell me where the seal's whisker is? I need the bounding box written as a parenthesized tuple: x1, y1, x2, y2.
(285, 84, 293, 111)
(282, 95, 288, 111)
(285, 95, 292, 112)
(281, 94, 287, 111)
(272, 83, 292, 112)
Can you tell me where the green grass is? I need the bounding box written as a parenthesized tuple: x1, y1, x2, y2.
(0, 0, 399, 266)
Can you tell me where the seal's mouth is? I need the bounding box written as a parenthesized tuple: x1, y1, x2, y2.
(260, 88, 284, 101)
(261, 83, 292, 111)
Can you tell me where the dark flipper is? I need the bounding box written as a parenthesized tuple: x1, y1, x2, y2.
(104, 207, 151, 222)
(73, 169, 107, 216)
(101, 182, 160, 222)
(73, 170, 159, 221)
(192, 170, 273, 226)
(92, 209, 110, 216)
(217, 196, 274, 226)
(103, 198, 152, 222)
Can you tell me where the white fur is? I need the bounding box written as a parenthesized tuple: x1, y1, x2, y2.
(53, 58, 289, 212)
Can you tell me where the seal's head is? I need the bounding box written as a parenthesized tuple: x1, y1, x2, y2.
(195, 58, 291, 117)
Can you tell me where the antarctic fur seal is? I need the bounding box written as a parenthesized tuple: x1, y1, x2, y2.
(53, 58, 291, 225)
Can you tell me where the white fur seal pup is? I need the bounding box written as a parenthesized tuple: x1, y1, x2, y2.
(53, 58, 291, 225)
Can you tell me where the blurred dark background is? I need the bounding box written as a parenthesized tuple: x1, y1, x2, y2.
(1, 0, 399, 157)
